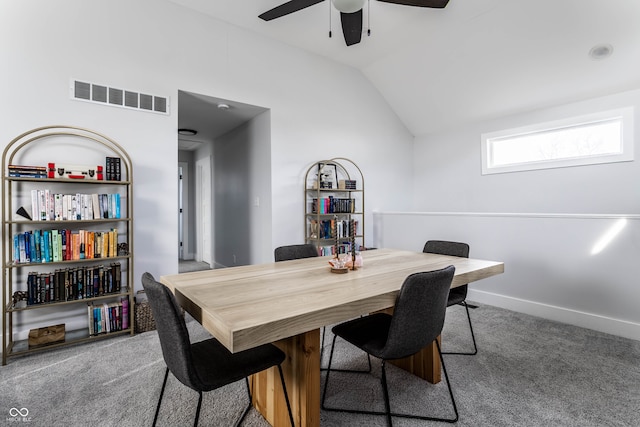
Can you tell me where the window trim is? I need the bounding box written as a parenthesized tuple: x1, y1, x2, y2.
(481, 107, 634, 175)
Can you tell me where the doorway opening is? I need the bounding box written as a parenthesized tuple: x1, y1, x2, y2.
(177, 90, 271, 272)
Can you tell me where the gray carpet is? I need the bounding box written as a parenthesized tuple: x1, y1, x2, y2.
(1, 303, 638, 426)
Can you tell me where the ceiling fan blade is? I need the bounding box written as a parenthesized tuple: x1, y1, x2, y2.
(340, 9, 363, 46)
(259, 0, 325, 21)
(376, 0, 449, 8)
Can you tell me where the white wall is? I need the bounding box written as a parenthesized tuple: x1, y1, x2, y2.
(0, 0, 414, 338)
(374, 89, 640, 340)
(213, 111, 272, 267)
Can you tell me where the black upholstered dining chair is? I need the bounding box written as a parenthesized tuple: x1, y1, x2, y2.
(274, 243, 319, 261)
(423, 240, 477, 355)
(141, 273, 295, 427)
(321, 266, 459, 425)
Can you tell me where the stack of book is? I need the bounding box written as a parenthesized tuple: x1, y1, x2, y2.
(8, 164, 47, 178)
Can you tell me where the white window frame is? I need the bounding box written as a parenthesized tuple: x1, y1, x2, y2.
(481, 107, 634, 175)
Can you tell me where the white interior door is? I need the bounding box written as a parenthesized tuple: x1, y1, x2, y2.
(195, 156, 212, 265)
(178, 162, 190, 260)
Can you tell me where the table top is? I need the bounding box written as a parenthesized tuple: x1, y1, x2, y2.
(160, 248, 504, 353)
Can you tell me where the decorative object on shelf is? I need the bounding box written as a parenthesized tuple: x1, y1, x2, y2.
(12, 291, 27, 305)
(118, 242, 129, 256)
(318, 162, 337, 189)
(47, 163, 103, 180)
(15, 206, 32, 220)
(28, 324, 65, 348)
(339, 179, 357, 190)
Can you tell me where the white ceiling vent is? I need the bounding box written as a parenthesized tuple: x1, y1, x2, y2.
(71, 79, 170, 115)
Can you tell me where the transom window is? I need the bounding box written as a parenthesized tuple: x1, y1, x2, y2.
(481, 107, 634, 174)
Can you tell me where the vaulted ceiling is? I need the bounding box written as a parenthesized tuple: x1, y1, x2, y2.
(170, 0, 640, 139)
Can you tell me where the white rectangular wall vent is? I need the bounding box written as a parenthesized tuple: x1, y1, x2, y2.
(70, 79, 170, 115)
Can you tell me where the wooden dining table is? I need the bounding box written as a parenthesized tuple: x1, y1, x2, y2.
(160, 248, 504, 427)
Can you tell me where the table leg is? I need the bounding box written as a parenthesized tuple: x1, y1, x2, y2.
(250, 329, 321, 427)
(377, 307, 442, 384)
(388, 336, 442, 384)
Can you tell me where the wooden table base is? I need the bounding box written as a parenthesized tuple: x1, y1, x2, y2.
(388, 337, 441, 384)
(250, 329, 321, 427)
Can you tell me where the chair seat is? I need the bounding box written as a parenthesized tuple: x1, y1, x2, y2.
(447, 290, 466, 306)
(332, 313, 392, 359)
(191, 339, 286, 392)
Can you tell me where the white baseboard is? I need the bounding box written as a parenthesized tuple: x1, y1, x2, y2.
(181, 253, 195, 261)
(468, 289, 640, 342)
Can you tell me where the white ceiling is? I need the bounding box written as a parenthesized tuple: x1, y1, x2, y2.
(173, 0, 640, 148)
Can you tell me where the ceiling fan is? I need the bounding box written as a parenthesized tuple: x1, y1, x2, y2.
(259, 0, 450, 47)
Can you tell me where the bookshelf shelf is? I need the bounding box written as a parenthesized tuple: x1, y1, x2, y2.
(7, 255, 131, 268)
(6, 218, 131, 225)
(7, 327, 132, 357)
(7, 290, 131, 312)
(2, 126, 134, 365)
(304, 158, 365, 256)
(6, 176, 131, 185)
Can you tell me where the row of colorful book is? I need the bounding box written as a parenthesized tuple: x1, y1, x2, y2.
(13, 228, 121, 264)
(88, 298, 129, 336)
(310, 197, 355, 214)
(309, 219, 359, 240)
(25, 263, 122, 305)
(29, 190, 121, 221)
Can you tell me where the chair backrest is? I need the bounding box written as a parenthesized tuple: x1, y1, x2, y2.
(274, 244, 319, 262)
(141, 272, 202, 391)
(381, 266, 455, 360)
(423, 240, 469, 298)
(423, 240, 469, 258)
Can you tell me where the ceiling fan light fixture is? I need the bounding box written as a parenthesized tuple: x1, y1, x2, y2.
(332, 0, 366, 13)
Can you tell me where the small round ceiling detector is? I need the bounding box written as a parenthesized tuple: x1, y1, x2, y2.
(589, 44, 613, 60)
